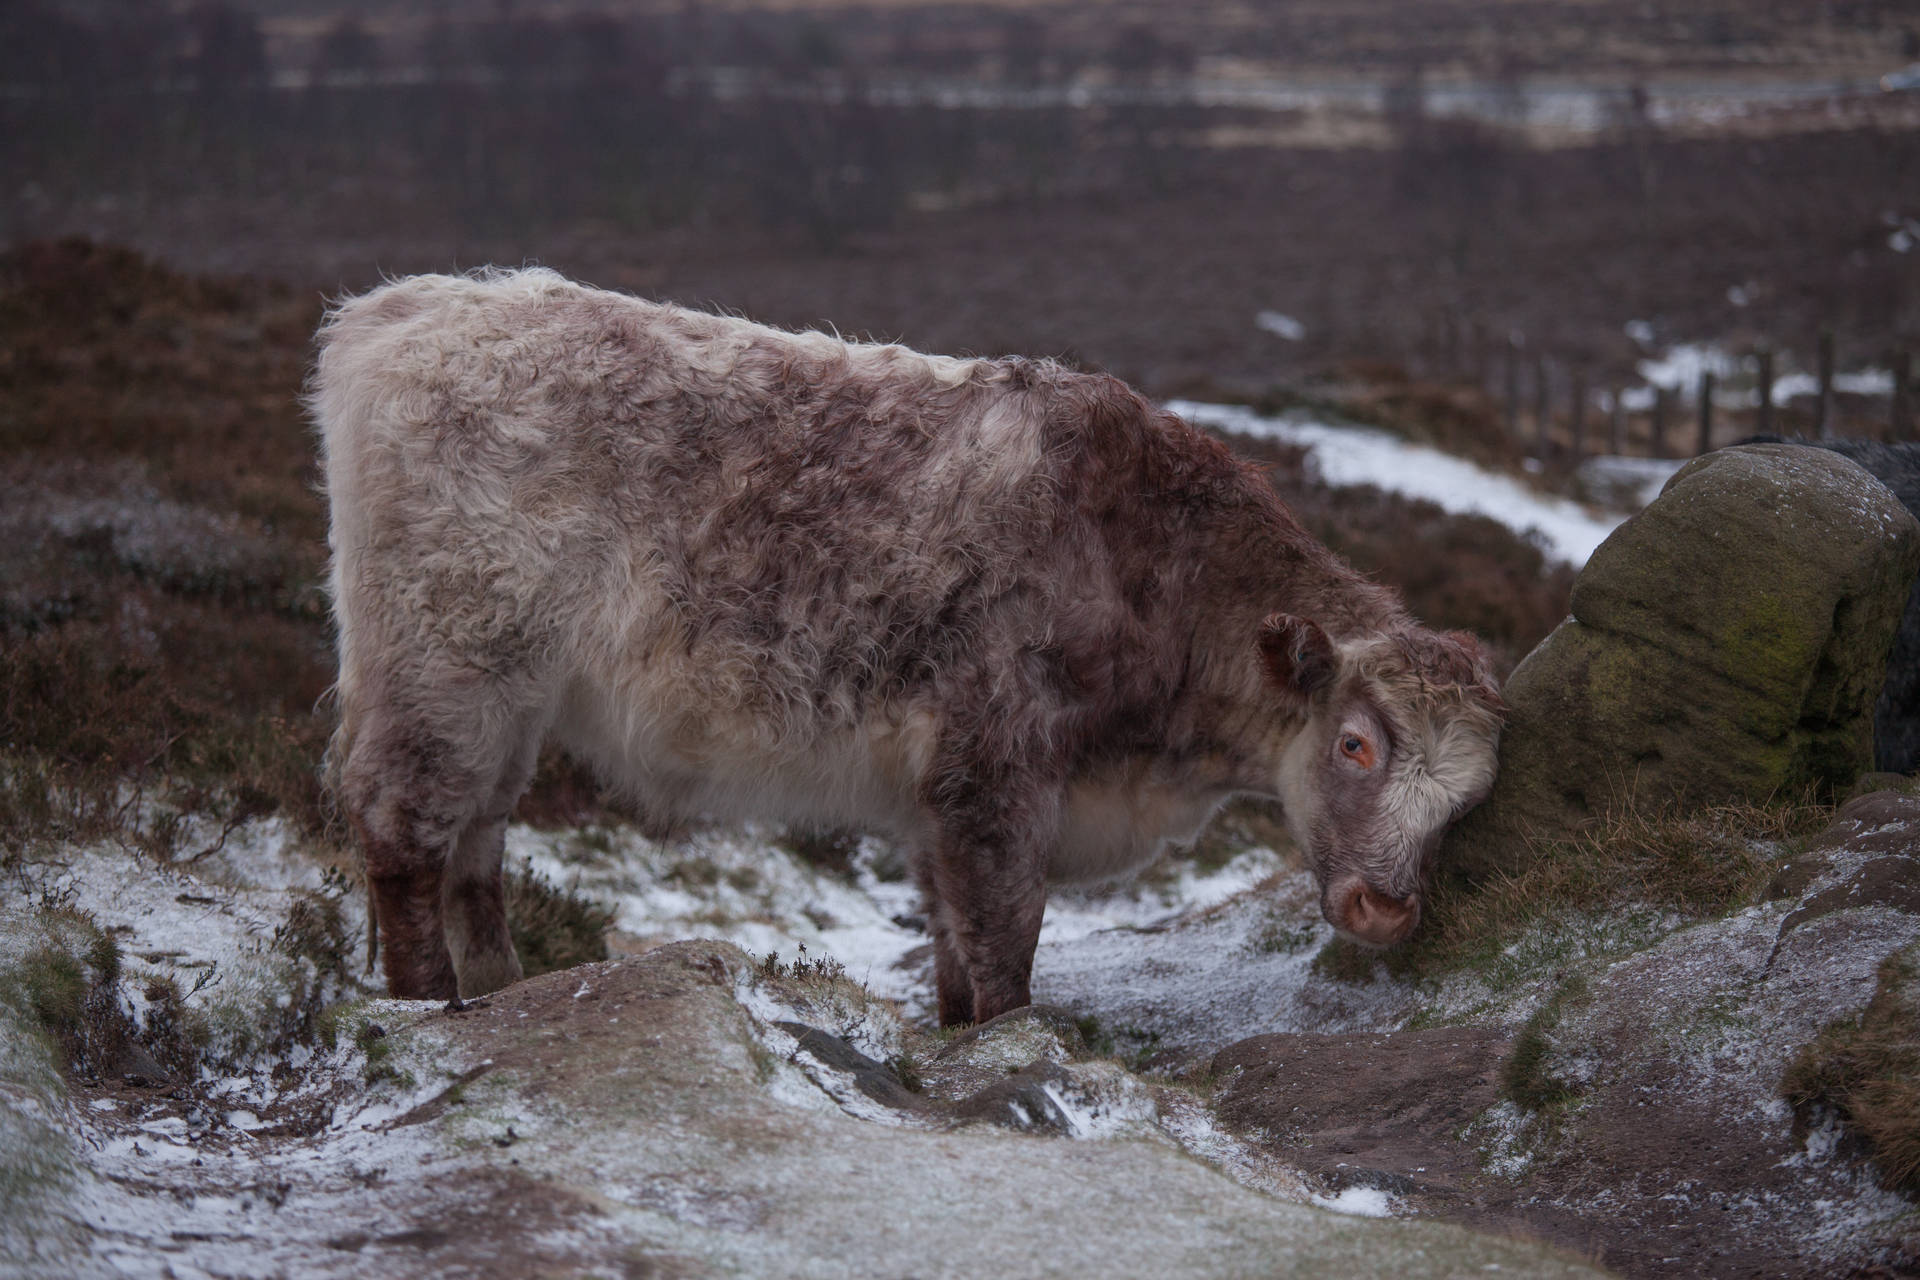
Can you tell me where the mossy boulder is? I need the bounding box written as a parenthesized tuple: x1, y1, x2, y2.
(1447, 444, 1920, 880)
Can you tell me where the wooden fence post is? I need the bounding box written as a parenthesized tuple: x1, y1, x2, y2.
(1570, 369, 1587, 459)
(1533, 352, 1551, 457)
(1504, 336, 1521, 438)
(1755, 348, 1774, 437)
(1697, 371, 1715, 454)
(1651, 386, 1669, 458)
(1893, 349, 1912, 443)
(1817, 329, 1835, 440)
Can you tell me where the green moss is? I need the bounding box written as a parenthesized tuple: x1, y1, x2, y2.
(1719, 591, 1800, 698)
(1501, 978, 1587, 1114)
(1075, 1014, 1116, 1059)
(1312, 937, 1387, 984)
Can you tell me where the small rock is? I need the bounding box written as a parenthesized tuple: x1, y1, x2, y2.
(950, 1062, 1077, 1134)
(775, 1022, 932, 1115)
(1777, 856, 1920, 939)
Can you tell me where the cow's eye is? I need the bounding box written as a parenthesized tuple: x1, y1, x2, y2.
(1340, 735, 1376, 769)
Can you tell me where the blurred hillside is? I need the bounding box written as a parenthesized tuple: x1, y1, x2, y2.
(4, 0, 1917, 404)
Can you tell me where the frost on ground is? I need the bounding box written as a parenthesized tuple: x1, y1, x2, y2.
(0, 832, 1604, 1279)
(3, 788, 1917, 1276)
(509, 819, 1289, 1022)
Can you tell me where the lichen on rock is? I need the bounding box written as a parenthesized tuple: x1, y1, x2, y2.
(1448, 444, 1920, 880)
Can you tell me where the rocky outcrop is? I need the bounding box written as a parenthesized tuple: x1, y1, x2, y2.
(1448, 444, 1920, 880)
(1775, 439, 1920, 774)
(0, 924, 1605, 1280)
(1212, 786, 1920, 1277)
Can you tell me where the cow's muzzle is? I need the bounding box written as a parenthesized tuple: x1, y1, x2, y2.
(1330, 879, 1421, 946)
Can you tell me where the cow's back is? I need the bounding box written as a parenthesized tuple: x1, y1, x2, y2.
(314, 270, 1089, 829)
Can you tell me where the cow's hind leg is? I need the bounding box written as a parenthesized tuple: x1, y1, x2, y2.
(338, 691, 541, 1000)
(442, 726, 543, 998)
(339, 728, 466, 999)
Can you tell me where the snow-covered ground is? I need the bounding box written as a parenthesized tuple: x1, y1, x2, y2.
(509, 821, 1295, 1026)
(1170, 398, 1630, 567)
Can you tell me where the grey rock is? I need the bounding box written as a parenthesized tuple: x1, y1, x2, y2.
(1447, 444, 1920, 879)
(1743, 437, 1920, 773)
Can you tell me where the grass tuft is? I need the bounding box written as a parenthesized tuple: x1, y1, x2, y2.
(757, 944, 849, 986)
(776, 827, 862, 878)
(1784, 941, 1920, 1195)
(1075, 1013, 1116, 1059)
(1396, 790, 1832, 980)
(8, 903, 134, 1080)
(505, 864, 617, 978)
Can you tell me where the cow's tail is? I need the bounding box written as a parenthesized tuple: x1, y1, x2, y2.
(307, 281, 411, 978)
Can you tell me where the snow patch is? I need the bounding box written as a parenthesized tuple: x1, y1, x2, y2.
(1310, 1185, 1398, 1218)
(1170, 399, 1624, 567)
(1255, 310, 1307, 341)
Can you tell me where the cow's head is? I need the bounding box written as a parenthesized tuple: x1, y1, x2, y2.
(1258, 615, 1504, 946)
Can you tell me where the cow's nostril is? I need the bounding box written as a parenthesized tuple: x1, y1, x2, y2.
(1342, 884, 1420, 945)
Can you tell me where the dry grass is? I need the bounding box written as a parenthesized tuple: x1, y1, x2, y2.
(1324, 368, 1524, 473)
(1785, 941, 1920, 1196)
(0, 240, 336, 857)
(505, 866, 618, 979)
(0, 240, 606, 856)
(1378, 789, 1833, 979)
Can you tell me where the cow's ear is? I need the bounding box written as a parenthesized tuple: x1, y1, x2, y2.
(1258, 613, 1335, 699)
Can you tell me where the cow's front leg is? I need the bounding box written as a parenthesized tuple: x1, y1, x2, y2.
(946, 847, 1046, 1024)
(914, 860, 977, 1026)
(336, 684, 544, 1001)
(927, 908, 976, 1028)
(921, 778, 1058, 1026)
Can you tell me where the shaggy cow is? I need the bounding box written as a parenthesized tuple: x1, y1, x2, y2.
(311, 269, 1504, 1024)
